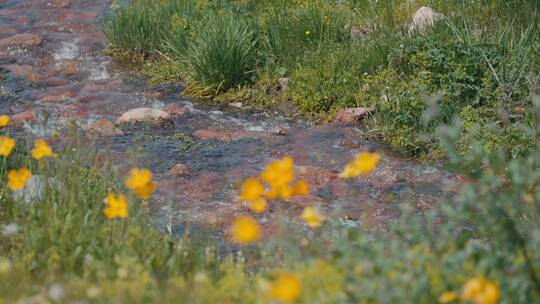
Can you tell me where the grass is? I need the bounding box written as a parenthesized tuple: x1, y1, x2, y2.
(2, 112, 540, 302)
(105, 0, 539, 159)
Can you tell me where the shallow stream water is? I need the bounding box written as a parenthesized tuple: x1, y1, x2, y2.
(0, 0, 455, 238)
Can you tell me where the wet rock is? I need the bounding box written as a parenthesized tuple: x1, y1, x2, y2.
(168, 164, 189, 177)
(3, 64, 38, 81)
(12, 175, 65, 204)
(87, 119, 124, 137)
(408, 6, 444, 33)
(37, 91, 74, 104)
(193, 129, 232, 141)
(163, 103, 188, 117)
(0, 33, 43, 47)
(334, 107, 373, 125)
(56, 60, 80, 76)
(115, 108, 172, 125)
(11, 110, 38, 126)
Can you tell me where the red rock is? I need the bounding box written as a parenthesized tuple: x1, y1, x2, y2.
(56, 60, 80, 76)
(334, 107, 373, 125)
(163, 103, 187, 117)
(3, 64, 39, 81)
(11, 110, 37, 126)
(15, 16, 31, 26)
(0, 33, 43, 47)
(87, 119, 124, 136)
(193, 129, 232, 141)
(37, 91, 74, 103)
(168, 164, 189, 177)
(47, 0, 71, 8)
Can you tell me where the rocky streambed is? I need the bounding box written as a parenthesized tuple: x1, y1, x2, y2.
(0, 0, 455, 237)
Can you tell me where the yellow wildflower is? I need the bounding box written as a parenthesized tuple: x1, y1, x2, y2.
(0, 115, 9, 128)
(261, 156, 294, 187)
(304, 30, 311, 36)
(271, 273, 303, 303)
(291, 180, 309, 196)
(338, 151, 380, 178)
(104, 192, 128, 219)
(260, 156, 297, 200)
(248, 198, 267, 213)
(462, 276, 500, 304)
(439, 291, 459, 303)
(31, 139, 58, 160)
(230, 215, 261, 244)
(7, 168, 31, 191)
(301, 206, 326, 228)
(240, 177, 264, 201)
(125, 168, 156, 199)
(0, 136, 15, 158)
(132, 182, 156, 200)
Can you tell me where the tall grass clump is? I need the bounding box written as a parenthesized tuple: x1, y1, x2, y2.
(186, 16, 262, 94)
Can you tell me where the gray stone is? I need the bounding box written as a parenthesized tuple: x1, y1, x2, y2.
(409, 6, 444, 33)
(12, 175, 66, 204)
(116, 108, 172, 125)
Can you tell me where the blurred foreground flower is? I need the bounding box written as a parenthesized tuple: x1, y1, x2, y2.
(248, 198, 267, 213)
(260, 156, 309, 200)
(31, 139, 58, 160)
(300, 206, 326, 228)
(271, 273, 303, 303)
(229, 215, 261, 244)
(0, 115, 9, 128)
(239, 157, 309, 213)
(301, 206, 326, 228)
(7, 168, 31, 190)
(462, 276, 500, 304)
(240, 177, 264, 201)
(104, 192, 128, 219)
(125, 168, 156, 199)
(439, 291, 459, 303)
(0, 136, 15, 157)
(339, 151, 380, 178)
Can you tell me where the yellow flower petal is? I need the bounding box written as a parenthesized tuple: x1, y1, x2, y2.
(462, 276, 500, 304)
(291, 180, 309, 196)
(125, 168, 153, 190)
(0, 136, 15, 158)
(271, 273, 303, 303)
(229, 215, 261, 244)
(240, 177, 264, 201)
(339, 152, 380, 178)
(104, 192, 128, 219)
(125, 168, 156, 199)
(133, 182, 156, 200)
(31, 139, 58, 160)
(248, 198, 267, 213)
(7, 168, 32, 191)
(439, 291, 459, 303)
(301, 206, 326, 228)
(0, 115, 9, 128)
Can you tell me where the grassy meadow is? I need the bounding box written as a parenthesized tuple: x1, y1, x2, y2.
(105, 0, 539, 158)
(0, 0, 539, 303)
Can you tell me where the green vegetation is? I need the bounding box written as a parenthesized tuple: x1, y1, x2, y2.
(105, 0, 539, 158)
(2, 106, 540, 302)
